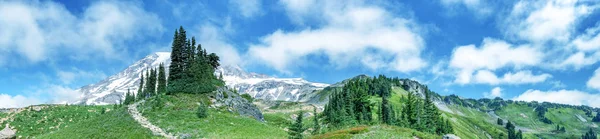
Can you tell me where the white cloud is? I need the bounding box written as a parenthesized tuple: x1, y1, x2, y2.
(229, 0, 263, 18)
(0, 94, 42, 108)
(0, 84, 84, 108)
(0, 1, 163, 66)
(439, 0, 492, 17)
(249, 0, 427, 73)
(483, 87, 503, 98)
(195, 23, 242, 66)
(514, 89, 600, 108)
(587, 67, 600, 90)
(449, 38, 544, 84)
(503, 0, 594, 43)
(56, 68, 107, 85)
(473, 70, 551, 85)
(278, 0, 318, 25)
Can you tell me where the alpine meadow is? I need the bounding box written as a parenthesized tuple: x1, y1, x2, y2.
(2, 0, 600, 139)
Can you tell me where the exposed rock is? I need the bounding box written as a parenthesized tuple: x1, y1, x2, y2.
(213, 87, 265, 122)
(74, 52, 329, 105)
(442, 134, 461, 139)
(0, 125, 16, 139)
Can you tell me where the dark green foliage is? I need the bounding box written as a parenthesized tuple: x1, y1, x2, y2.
(137, 73, 144, 101)
(123, 89, 135, 105)
(166, 26, 223, 95)
(505, 121, 522, 139)
(593, 113, 600, 122)
(381, 96, 392, 125)
(323, 79, 373, 127)
(555, 124, 566, 133)
(100, 107, 106, 114)
(583, 128, 597, 139)
(241, 94, 253, 102)
(322, 75, 451, 135)
(535, 106, 553, 124)
(289, 111, 306, 139)
(312, 107, 320, 135)
(157, 63, 167, 95)
(167, 27, 186, 94)
(497, 118, 503, 125)
(197, 102, 208, 118)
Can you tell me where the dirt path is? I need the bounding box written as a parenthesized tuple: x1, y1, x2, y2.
(128, 100, 176, 139)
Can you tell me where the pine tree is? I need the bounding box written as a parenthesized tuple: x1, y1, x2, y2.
(168, 27, 186, 95)
(497, 118, 503, 125)
(289, 111, 306, 139)
(137, 72, 144, 101)
(593, 113, 600, 122)
(381, 96, 392, 125)
(312, 107, 320, 135)
(506, 121, 516, 139)
(144, 69, 151, 98)
(516, 130, 523, 139)
(157, 63, 167, 95)
(197, 102, 208, 118)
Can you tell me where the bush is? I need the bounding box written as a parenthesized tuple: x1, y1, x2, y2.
(197, 102, 208, 118)
(241, 94, 253, 102)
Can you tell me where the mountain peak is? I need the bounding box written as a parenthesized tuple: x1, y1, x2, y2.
(74, 52, 329, 105)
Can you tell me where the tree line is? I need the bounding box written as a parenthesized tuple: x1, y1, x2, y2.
(322, 75, 453, 135)
(167, 26, 222, 95)
(123, 63, 168, 105)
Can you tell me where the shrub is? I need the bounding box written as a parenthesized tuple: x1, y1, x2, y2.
(197, 102, 208, 118)
(241, 94, 253, 102)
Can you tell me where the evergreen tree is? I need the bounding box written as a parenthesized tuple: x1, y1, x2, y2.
(312, 107, 320, 135)
(144, 69, 151, 98)
(516, 130, 523, 139)
(593, 113, 600, 122)
(583, 128, 597, 139)
(197, 102, 208, 118)
(157, 63, 167, 94)
(381, 96, 392, 125)
(168, 27, 185, 94)
(137, 72, 144, 101)
(289, 111, 306, 139)
(506, 121, 516, 139)
(497, 118, 503, 125)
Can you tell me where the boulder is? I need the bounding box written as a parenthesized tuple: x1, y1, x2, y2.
(214, 87, 265, 122)
(442, 134, 461, 139)
(0, 125, 16, 139)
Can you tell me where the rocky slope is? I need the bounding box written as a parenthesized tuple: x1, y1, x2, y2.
(73, 52, 329, 105)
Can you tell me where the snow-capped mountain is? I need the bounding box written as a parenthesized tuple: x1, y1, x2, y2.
(73, 52, 171, 105)
(73, 52, 329, 105)
(217, 66, 329, 102)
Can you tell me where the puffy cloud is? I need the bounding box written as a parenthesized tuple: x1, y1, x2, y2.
(514, 89, 600, 108)
(0, 94, 42, 108)
(483, 87, 503, 98)
(439, 0, 493, 17)
(249, 0, 427, 73)
(56, 68, 107, 85)
(449, 38, 544, 84)
(503, 0, 594, 43)
(473, 70, 551, 85)
(195, 22, 242, 66)
(0, 1, 163, 66)
(587, 67, 600, 90)
(229, 0, 263, 18)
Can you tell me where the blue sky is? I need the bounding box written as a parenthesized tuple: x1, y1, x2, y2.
(2, 0, 600, 108)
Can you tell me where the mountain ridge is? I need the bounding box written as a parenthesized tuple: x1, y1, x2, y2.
(73, 52, 329, 105)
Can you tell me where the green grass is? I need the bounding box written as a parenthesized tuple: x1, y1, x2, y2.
(37, 107, 158, 139)
(139, 93, 288, 138)
(493, 103, 600, 138)
(443, 105, 506, 139)
(5, 105, 109, 138)
(311, 125, 440, 139)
